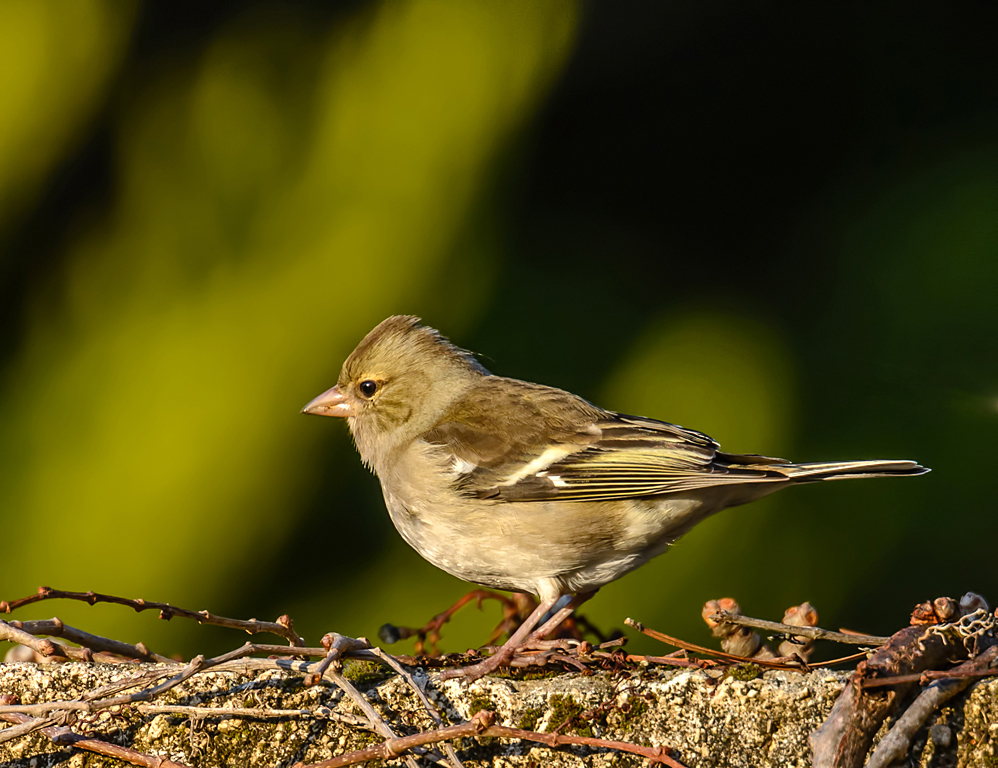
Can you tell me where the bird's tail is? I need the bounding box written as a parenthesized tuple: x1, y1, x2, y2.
(780, 459, 929, 482)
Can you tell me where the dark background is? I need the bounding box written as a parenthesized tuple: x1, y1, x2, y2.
(2, 1, 996, 658)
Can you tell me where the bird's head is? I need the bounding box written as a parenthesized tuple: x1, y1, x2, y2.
(302, 315, 488, 468)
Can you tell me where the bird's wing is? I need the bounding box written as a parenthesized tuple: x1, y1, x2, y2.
(423, 378, 787, 502)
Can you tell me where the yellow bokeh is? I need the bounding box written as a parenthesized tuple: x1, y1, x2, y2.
(601, 309, 795, 452)
(0, 0, 134, 235)
(0, 0, 579, 650)
(589, 308, 797, 642)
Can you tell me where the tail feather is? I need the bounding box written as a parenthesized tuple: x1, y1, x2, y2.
(781, 459, 929, 482)
(720, 452, 929, 482)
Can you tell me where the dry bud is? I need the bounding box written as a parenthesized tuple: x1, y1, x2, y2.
(933, 597, 958, 621)
(720, 626, 762, 658)
(910, 595, 987, 625)
(782, 602, 819, 629)
(911, 599, 943, 625)
(959, 592, 989, 616)
(702, 597, 741, 636)
(778, 602, 819, 660)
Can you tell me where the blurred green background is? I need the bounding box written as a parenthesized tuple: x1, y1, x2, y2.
(2, 1, 996, 660)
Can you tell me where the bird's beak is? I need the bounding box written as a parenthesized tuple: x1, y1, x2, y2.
(301, 385, 352, 418)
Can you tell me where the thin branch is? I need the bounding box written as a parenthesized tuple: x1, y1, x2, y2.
(0, 712, 61, 744)
(865, 645, 998, 768)
(221, 642, 327, 657)
(135, 704, 371, 728)
(618, 653, 702, 669)
(83, 667, 202, 702)
(366, 646, 465, 768)
(0, 586, 305, 646)
(861, 665, 998, 689)
(10, 618, 176, 663)
(707, 611, 888, 646)
(625, 619, 805, 670)
(292, 709, 685, 768)
(307, 633, 373, 684)
(321, 665, 420, 768)
(0, 712, 190, 768)
(806, 650, 871, 667)
(1, 619, 96, 663)
(381, 589, 524, 655)
(0, 643, 261, 735)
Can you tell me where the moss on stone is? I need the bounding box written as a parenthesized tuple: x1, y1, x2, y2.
(727, 663, 762, 682)
(619, 696, 649, 733)
(494, 667, 558, 681)
(342, 659, 392, 684)
(548, 694, 593, 738)
(467, 691, 494, 716)
(516, 705, 545, 732)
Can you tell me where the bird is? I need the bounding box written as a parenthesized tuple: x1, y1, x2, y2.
(302, 315, 928, 679)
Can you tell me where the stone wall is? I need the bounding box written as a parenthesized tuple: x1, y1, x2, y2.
(1, 660, 996, 767)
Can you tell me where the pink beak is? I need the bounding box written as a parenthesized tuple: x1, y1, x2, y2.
(301, 385, 352, 418)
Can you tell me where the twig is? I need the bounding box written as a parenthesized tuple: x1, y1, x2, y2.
(366, 647, 465, 768)
(83, 666, 209, 702)
(220, 642, 327, 657)
(865, 645, 998, 768)
(625, 619, 804, 670)
(810, 616, 992, 768)
(0, 586, 305, 646)
(0, 712, 61, 744)
(381, 589, 524, 655)
(0, 643, 260, 737)
(809, 651, 870, 667)
(135, 703, 371, 728)
(1, 619, 95, 663)
(94, 645, 259, 709)
(308, 633, 373, 684)
(0, 700, 371, 727)
(0, 711, 190, 768)
(9, 618, 176, 663)
(707, 611, 888, 646)
(292, 709, 685, 768)
(617, 653, 702, 669)
(861, 666, 998, 689)
(322, 666, 420, 768)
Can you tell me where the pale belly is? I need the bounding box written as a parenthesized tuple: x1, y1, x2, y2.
(383, 487, 719, 600)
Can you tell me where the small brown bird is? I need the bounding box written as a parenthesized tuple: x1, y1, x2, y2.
(303, 316, 927, 679)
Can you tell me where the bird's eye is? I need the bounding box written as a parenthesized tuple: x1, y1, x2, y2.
(358, 379, 379, 398)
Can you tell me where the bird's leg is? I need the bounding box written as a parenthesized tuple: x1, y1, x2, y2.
(436, 597, 558, 681)
(524, 591, 596, 645)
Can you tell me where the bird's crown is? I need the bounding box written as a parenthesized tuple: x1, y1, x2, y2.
(339, 315, 486, 386)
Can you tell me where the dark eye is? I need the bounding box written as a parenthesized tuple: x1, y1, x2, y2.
(358, 380, 379, 398)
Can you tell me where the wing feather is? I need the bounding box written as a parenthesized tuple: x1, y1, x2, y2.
(421, 380, 787, 503)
